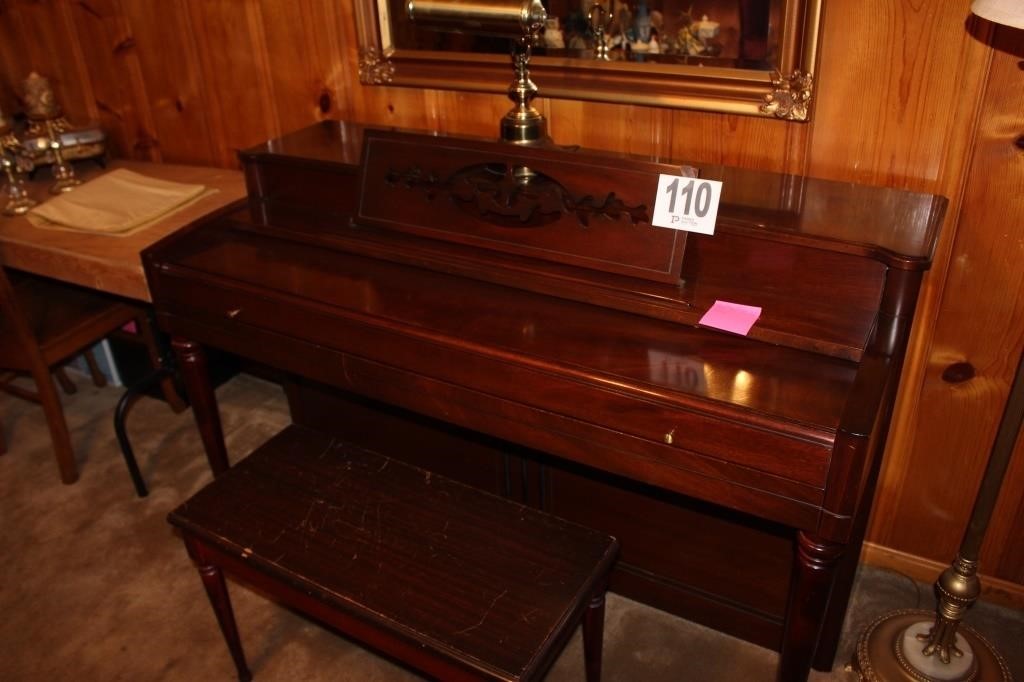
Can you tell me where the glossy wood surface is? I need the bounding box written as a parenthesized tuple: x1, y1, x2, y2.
(0, 161, 245, 302)
(2, 0, 1020, 603)
(170, 423, 618, 681)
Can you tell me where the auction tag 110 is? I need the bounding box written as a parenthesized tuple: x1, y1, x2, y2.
(652, 174, 723, 235)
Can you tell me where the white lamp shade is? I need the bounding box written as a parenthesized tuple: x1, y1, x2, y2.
(971, 0, 1024, 29)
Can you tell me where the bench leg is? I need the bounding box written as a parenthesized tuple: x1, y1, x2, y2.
(186, 537, 253, 682)
(582, 590, 607, 682)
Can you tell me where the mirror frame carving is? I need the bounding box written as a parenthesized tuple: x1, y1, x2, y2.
(354, 0, 822, 121)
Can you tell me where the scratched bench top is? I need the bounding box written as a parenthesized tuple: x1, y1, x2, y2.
(169, 424, 619, 680)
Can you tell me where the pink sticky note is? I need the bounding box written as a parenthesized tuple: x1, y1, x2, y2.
(698, 300, 762, 336)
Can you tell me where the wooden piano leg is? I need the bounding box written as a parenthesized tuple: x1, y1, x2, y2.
(172, 337, 231, 477)
(778, 531, 844, 682)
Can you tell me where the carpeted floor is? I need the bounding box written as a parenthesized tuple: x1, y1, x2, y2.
(1, 374, 1021, 681)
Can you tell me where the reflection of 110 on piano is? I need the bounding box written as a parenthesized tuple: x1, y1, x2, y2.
(653, 175, 722, 234)
(648, 350, 709, 393)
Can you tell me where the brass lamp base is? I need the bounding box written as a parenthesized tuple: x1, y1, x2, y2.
(500, 109, 548, 145)
(855, 610, 1011, 682)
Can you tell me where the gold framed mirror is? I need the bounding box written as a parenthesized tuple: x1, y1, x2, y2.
(354, 0, 822, 120)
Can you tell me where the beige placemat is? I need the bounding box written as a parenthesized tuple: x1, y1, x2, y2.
(27, 168, 212, 236)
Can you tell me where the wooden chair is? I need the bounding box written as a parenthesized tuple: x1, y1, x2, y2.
(0, 265, 184, 484)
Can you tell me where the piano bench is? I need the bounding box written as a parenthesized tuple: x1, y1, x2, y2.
(168, 424, 619, 682)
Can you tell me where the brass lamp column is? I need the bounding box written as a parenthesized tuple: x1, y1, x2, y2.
(500, 22, 547, 145)
(856, 3, 1022, 680)
(407, 0, 549, 145)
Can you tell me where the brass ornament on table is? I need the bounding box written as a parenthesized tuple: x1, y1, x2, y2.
(0, 111, 18, 155)
(23, 72, 62, 121)
(46, 121, 81, 195)
(17, 117, 106, 169)
(2, 154, 37, 216)
(16, 72, 106, 171)
(0, 125, 19, 153)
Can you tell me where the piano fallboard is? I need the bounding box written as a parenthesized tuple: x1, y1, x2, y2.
(148, 214, 864, 526)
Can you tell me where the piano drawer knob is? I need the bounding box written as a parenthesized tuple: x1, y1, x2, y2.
(664, 430, 675, 445)
(226, 308, 243, 319)
(942, 361, 975, 384)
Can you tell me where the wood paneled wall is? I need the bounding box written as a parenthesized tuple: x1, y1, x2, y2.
(1, 0, 1022, 599)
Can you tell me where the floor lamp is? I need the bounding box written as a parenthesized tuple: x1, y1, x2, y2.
(855, 3, 1023, 680)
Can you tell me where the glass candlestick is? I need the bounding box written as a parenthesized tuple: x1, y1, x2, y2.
(2, 155, 37, 216)
(48, 135, 81, 195)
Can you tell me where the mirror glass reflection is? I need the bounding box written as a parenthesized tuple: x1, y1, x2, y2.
(387, 0, 781, 70)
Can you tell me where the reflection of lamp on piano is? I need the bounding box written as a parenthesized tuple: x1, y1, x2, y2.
(855, 2, 1023, 681)
(407, 0, 549, 145)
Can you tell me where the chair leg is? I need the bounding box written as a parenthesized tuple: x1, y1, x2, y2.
(185, 536, 253, 682)
(114, 381, 150, 498)
(53, 367, 77, 395)
(35, 370, 78, 484)
(136, 312, 186, 413)
(83, 350, 108, 387)
(582, 590, 607, 682)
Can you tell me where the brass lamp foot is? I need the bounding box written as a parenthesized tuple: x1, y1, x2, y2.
(854, 610, 1011, 682)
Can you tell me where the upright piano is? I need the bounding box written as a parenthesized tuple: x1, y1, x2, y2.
(143, 121, 945, 681)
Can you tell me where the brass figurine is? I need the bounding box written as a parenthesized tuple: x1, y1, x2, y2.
(23, 72, 62, 121)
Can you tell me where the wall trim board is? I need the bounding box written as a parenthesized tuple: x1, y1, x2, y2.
(861, 541, 1024, 611)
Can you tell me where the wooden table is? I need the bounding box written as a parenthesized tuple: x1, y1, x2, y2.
(0, 159, 245, 496)
(0, 160, 245, 301)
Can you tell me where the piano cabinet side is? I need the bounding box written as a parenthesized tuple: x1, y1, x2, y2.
(794, 266, 926, 674)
